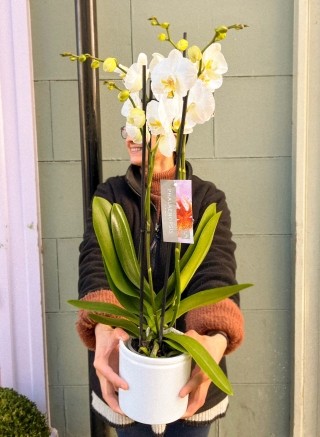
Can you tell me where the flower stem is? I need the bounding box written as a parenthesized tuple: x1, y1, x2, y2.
(145, 148, 159, 332)
(139, 65, 148, 346)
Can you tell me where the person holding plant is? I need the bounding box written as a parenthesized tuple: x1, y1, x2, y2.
(76, 128, 244, 437)
(64, 15, 249, 437)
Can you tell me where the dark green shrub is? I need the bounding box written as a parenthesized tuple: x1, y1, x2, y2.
(0, 387, 50, 437)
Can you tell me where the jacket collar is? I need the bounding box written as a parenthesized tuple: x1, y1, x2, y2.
(125, 161, 193, 196)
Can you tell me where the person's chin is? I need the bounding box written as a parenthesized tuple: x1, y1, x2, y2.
(129, 156, 142, 166)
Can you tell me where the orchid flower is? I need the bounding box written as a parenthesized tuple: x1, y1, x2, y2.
(146, 96, 190, 156)
(186, 80, 216, 126)
(149, 53, 164, 72)
(146, 98, 177, 156)
(125, 124, 143, 144)
(151, 49, 197, 99)
(158, 131, 177, 157)
(124, 53, 149, 93)
(121, 93, 142, 117)
(198, 43, 228, 91)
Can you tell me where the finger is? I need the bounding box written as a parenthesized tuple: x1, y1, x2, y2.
(103, 328, 129, 359)
(179, 369, 207, 398)
(98, 373, 125, 415)
(97, 366, 128, 391)
(105, 365, 129, 390)
(181, 382, 210, 418)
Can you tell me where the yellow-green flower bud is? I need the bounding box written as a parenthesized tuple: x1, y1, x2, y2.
(70, 56, 77, 61)
(229, 23, 248, 30)
(118, 90, 130, 102)
(215, 26, 228, 34)
(215, 26, 228, 41)
(127, 107, 145, 128)
(176, 39, 189, 51)
(158, 33, 167, 41)
(106, 81, 116, 90)
(160, 22, 170, 29)
(78, 54, 87, 63)
(91, 60, 100, 69)
(188, 45, 202, 63)
(103, 57, 118, 73)
(148, 16, 159, 26)
(215, 32, 227, 41)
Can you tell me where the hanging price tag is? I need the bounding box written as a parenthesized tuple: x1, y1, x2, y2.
(160, 180, 194, 244)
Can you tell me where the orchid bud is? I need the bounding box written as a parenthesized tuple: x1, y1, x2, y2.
(91, 60, 100, 69)
(118, 90, 130, 102)
(158, 33, 167, 41)
(215, 26, 228, 41)
(176, 39, 189, 51)
(106, 81, 116, 90)
(127, 107, 146, 128)
(103, 57, 118, 72)
(231, 23, 248, 30)
(188, 45, 202, 62)
(78, 54, 87, 62)
(148, 16, 159, 26)
(160, 22, 170, 29)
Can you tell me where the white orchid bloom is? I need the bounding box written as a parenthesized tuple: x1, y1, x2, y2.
(199, 43, 228, 91)
(146, 99, 179, 157)
(166, 95, 194, 134)
(186, 80, 216, 125)
(146, 100, 167, 136)
(158, 130, 177, 157)
(121, 93, 142, 117)
(151, 49, 197, 99)
(149, 53, 164, 72)
(124, 53, 149, 93)
(125, 124, 143, 144)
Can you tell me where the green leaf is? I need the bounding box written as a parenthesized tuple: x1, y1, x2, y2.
(102, 258, 141, 313)
(156, 203, 219, 307)
(89, 314, 140, 338)
(110, 203, 142, 289)
(93, 197, 140, 299)
(180, 203, 217, 271)
(179, 211, 221, 293)
(164, 283, 253, 323)
(164, 332, 233, 395)
(68, 300, 140, 324)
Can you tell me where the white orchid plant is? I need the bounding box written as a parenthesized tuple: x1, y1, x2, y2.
(63, 17, 250, 396)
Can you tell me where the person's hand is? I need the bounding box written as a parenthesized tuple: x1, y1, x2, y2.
(179, 330, 228, 418)
(93, 324, 129, 414)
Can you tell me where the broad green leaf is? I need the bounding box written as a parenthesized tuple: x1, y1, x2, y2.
(93, 197, 140, 299)
(111, 203, 142, 289)
(164, 332, 233, 395)
(179, 203, 217, 271)
(102, 258, 141, 313)
(89, 314, 140, 338)
(156, 203, 219, 307)
(179, 211, 221, 293)
(164, 283, 252, 323)
(68, 300, 140, 324)
(103, 257, 156, 325)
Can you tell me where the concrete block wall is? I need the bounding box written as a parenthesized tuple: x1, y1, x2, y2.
(31, 0, 293, 435)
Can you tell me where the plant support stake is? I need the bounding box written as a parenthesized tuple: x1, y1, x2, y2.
(74, 1, 102, 436)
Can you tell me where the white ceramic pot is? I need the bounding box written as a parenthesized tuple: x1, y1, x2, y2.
(119, 339, 192, 425)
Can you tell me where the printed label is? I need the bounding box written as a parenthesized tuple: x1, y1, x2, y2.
(160, 180, 194, 244)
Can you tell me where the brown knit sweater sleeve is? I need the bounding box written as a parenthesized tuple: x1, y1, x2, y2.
(76, 289, 122, 350)
(184, 298, 244, 354)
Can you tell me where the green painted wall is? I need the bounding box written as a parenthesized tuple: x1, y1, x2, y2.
(31, 0, 293, 435)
